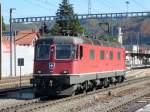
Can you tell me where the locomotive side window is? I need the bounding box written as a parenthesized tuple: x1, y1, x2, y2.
(35, 44, 50, 60)
(80, 46, 83, 59)
(89, 49, 95, 60)
(100, 50, 104, 60)
(56, 44, 72, 60)
(117, 52, 121, 60)
(109, 51, 113, 60)
(75, 45, 78, 59)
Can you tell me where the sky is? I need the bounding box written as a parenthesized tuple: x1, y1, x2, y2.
(1, 0, 150, 23)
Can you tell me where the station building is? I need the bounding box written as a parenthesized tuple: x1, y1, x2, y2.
(1, 30, 38, 77)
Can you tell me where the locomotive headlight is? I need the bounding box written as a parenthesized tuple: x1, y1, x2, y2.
(61, 70, 69, 74)
(37, 70, 42, 74)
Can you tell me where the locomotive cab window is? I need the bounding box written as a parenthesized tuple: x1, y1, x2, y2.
(35, 44, 50, 60)
(56, 44, 72, 60)
(109, 51, 113, 60)
(89, 49, 95, 60)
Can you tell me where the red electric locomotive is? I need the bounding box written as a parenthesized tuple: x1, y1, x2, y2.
(31, 36, 126, 96)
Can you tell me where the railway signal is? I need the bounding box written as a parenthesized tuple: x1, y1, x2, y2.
(18, 58, 24, 87)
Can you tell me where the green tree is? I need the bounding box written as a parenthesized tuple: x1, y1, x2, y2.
(2, 16, 6, 31)
(51, 0, 84, 36)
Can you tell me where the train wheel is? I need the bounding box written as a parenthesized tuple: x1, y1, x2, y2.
(98, 80, 103, 89)
(83, 81, 88, 95)
(92, 81, 97, 91)
(103, 78, 109, 88)
(109, 77, 116, 85)
(120, 76, 125, 82)
(116, 76, 124, 83)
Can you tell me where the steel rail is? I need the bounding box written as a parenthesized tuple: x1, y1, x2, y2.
(0, 76, 31, 84)
(110, 95, 150, 112)
(0, 80, 31, 94)
(0, 76, 150, 112)
(105, 90, 150, 112)
(0, 81, 31, 96)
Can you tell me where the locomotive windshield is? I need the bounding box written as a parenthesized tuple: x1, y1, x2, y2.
(35, 44, 50, 60)
(56, 44, 72, 59)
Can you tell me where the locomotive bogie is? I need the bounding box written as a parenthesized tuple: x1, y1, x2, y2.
(31, 71, 125, 96)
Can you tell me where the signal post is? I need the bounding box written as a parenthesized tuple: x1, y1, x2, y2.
(0, 3, 2, 80)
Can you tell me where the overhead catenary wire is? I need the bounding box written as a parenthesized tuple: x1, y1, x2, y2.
(36, 0, 58, 9)
(87, 0, 100, 14)
(132, 0, 149, 11)
(102, 0, 125, 13)
(23, 0, 55, 11)
(97, 0, 115, 13)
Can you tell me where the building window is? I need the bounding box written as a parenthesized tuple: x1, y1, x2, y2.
(118, 52, 121, 60)
(109, 51, 113, 60)
(100, 50, 104, 60)
(89, 49, 94, 60)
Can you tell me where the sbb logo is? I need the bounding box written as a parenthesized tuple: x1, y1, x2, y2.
(48, 62, 55, 69)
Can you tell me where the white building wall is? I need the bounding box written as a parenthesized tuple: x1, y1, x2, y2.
(2, 44, 34, 77)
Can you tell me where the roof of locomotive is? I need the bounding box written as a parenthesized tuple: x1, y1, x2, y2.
(36, 36, 123, 48)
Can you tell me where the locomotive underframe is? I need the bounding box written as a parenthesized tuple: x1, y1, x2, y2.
(31, 71, 125, 96)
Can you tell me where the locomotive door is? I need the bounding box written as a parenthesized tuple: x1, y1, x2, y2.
(78, 45, 87, 74)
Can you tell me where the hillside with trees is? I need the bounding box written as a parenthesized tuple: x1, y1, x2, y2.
(5, 0, 150, 44)
(140, 19, 150, 37)
(9, 17, 150, 44)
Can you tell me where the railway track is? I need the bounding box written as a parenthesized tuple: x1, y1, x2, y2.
(0, 76, 31, 84)
(0, 76, 31, 89)
(104, 89, 150, 112)
(0, 76, 150, 112)
(0, 80, 30, 89)
(0, 76, 32, 96)
(111, 95, 150, 112)
(0, 68, 147, 95)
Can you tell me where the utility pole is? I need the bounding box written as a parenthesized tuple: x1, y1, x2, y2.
(137, 32, 140, 53)
(88, 0, 91, 15)
(0, 3, 2, 80)
(9, 8, 15, 77)
(126, 1, 129, 17)
(14, 31, 16, 76)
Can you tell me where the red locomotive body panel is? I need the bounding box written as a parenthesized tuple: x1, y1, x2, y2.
(31, 36, 126, 96)
(71, 44, 125, 75)
(34, 44, 125, 76)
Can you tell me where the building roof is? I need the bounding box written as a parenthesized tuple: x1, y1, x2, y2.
(2, 29, 38, 46)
